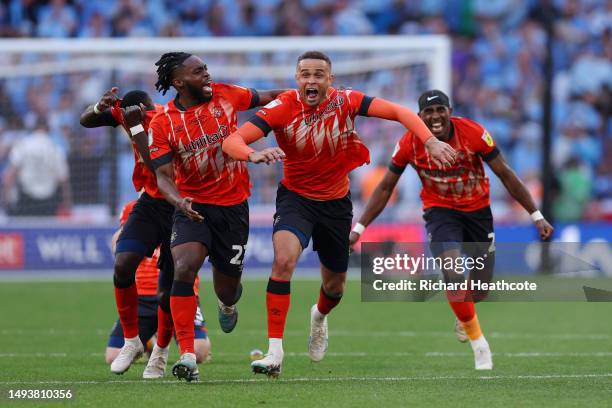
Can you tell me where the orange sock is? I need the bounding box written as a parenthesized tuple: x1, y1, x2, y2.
(266, 278, 290, 339)
(114, 284, 138, 339)
(170, 280, 197, 354)
(156, 306, 174, 348)
(460, 315, 483, 340)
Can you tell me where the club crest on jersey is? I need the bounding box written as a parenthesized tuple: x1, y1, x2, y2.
(482, 130, 494, 147)
(211, 106, 223, 118)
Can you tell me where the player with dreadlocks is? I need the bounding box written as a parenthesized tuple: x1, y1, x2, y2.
(145, 52, 285, 382)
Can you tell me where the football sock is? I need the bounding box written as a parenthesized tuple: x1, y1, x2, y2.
(448, 300, 475, 323)
(114, 277, 138, 339)
(316, 286, 342, 317)
(469, 333, 489, 351)
(170, 280, 197, 354)
(156, 306, 174, 348)
(461, 315, 484, 341)
(266, 278, 290, 341)
(268, 338, 284, 356)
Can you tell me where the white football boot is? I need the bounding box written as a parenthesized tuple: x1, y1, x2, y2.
(110, 337, 144, 374)
(308, 304, 328, 362)
(143, 344, 169, 379)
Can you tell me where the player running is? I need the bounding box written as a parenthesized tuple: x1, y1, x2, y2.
(105, 200, 211, 376)
(80, 90, 178, 376)
(350, 90, 554, 370)
(147, 52, 285, 382)
(222, 51, 456, 377)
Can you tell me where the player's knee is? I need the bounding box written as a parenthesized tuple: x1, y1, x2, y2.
(272, 253, 297, 277)
(113, 253, 140, 283)
(173, 257, 198, 281)
(472, 290, 489, 303)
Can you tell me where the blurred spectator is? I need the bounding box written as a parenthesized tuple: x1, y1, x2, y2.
(2, 121, 72, 216)
(0, 0, 609, 222)
(553, 158, 593, 222)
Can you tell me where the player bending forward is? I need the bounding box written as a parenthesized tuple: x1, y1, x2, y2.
(350, 90, 553, 370)
(223, 51, 456, 377)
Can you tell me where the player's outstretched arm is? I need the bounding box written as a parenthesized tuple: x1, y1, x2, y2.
(349, 169, 402, 247)
(222, 123, 285, 164)
(79, 87, 120, 128)
(255, 90, 288, 106)
(155, 163, 204, 222)
(487, 153, 554, 240)
(366, 98, 456, 168)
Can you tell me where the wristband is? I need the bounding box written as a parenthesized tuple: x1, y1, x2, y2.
(531, 210, 544, 222)
(352, 223, 366, 235)
(93, 103, 102, 115)
(130, 124, 145, 136)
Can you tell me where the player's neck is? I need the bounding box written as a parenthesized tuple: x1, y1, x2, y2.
(174, 94, 206, 111)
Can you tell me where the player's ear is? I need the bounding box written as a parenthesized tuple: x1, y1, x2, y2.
(329, 73, 335, 84)
(172, 78, 183, 89)
(448, 107, 453, 116)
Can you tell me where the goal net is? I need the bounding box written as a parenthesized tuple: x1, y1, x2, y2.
(0, 36, 451, 222)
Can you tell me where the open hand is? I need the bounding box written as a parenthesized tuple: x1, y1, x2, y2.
(177, 197, 204, 222)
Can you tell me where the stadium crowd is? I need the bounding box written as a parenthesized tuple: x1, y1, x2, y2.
(0, 0, 610, 222)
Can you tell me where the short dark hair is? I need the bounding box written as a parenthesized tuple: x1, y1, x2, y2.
(154, 52, 192, 95)
(297, 51, 332, 68)
(120, 90, 152, 108)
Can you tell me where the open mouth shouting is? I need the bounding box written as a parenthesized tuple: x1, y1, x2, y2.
(430, 120, 444, 134)
(203, 80, 213, 96)
(305, 87, 319, 104)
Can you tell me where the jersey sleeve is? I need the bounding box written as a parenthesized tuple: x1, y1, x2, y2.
(119, 201, 135, 225)
(220, 83, 260, 111)
(248, 94, 291, 136)
(347, 89, 375, 117)
(389, 133, 413, 174)
(475, 127, 500, 162)
(149, 115, 173, 170)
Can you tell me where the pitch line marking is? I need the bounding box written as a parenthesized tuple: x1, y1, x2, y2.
(2, 351, 612, 359)
(1, 373, 612, 386)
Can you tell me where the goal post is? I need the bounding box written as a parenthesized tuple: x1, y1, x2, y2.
(0, 35, 451, 218)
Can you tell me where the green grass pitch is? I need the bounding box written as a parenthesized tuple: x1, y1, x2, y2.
(1, 279, 611, 407)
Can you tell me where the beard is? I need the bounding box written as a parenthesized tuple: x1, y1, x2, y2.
(185, 83, 212, 103)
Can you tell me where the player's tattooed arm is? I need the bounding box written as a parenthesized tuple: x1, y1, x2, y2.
(155, 163, 204, 223)
(256, 89, 288, 106)
(487, 153, 554, 240)
(79, 87, 121, 128)
(349, 169, 401, 247)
